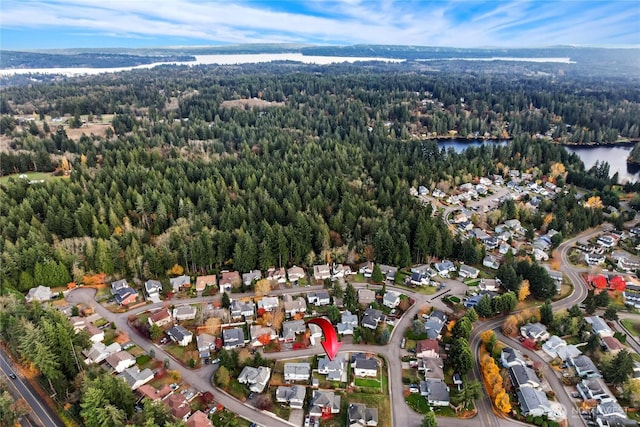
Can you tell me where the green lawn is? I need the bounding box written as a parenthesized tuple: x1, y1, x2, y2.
(0, 172, 65, 185)
(355, 378, 381, 388)
(621, 319, 640, 337)
(210, 409, 252, 427)
(406, 393, 430, 414)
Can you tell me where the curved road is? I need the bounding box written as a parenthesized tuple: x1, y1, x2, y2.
(63, 225, 607, 427)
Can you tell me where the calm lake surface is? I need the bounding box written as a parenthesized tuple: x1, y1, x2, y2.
(440, 139, 639, 183)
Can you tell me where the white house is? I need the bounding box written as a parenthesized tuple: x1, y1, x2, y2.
(283, 363, 311, 382)
(238, 366, 271, 393)
(353, 359, 378, 377)
(144, 280, 163, 302)
(257, 296, 280, 312)
(520, 322, 550, 342)
(25, 285, 52, 303)
(501, 347, 527, 368)
(313, 264, 332, 281)
(283, 295, 307, 318)
(222, 328, 245, 350)
(423, 379, 450, 407)
(483, 255, 500, 270)
(585, 316, 614, 338)
(382, 291, 401, 309)
(167, 325, 193, 347)
(308, 291, 331, 306)
(169, 275, 191, 292)
(105, 351, 136, 373)
(309, 390, 341, 416)
(119, 366, 154, 390)
(173, 305, 197, 321)
(458, 265, 479, 279)
(275, 385, 306, 409)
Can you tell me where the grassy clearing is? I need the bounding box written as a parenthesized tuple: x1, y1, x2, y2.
(0, 172, 65, 185)
(355, 378, 381, 388)
(406, 393, 430, 414)
(210, 409, 252, 427)
(621, 319, 640, 337)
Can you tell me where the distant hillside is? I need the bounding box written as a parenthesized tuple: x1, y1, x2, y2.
(1, 51, 195, 69)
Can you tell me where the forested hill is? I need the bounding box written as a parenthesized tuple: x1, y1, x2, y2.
(0, 63, 635, 292)
(1, 51, 195, 69)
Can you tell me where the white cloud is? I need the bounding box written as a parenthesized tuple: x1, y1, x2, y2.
(1, 0, 638, 47)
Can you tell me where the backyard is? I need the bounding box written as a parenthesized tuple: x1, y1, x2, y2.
(621, 319, 640, 337)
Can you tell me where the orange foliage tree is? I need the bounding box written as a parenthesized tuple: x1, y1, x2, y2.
(495, 390, 512, 413)
(502, 315, 519, 336)
(82, 273, 106, 287)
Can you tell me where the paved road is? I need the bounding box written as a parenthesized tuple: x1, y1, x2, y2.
(0, 346, 66, 427)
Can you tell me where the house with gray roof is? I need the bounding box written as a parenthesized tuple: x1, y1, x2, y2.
(577, 378, 613, 403)
(520, 322, 549, 342)
(308, 290, 331, 306)
(283, 362, 311, 382)
(281, 320, 306, 342)
(169, 275, 191, 292)
(25, 285, 52, 303)
(382, 291, 401, 309)
(362, 308, 384, 330)
(516, 387, 552, 417)
(337, 310, 358, 335)
(509, 365, 541, 389)
(358, 289, 376, 305)
(542, 335, 581, 361)
(586, 316, 614, 338)
(423, 379, 450, 406)
(119, 366, 154, 390)
(458, 265, 479, 279)
(242, 270, 262, 286)
(570, 355, 601, 378)
(167, 325, 193, 347)
(353, 358, 378, 377)
(222, 328, 245, 350)
(419, 357, 444, 380)
(348, 403, 378, 427)
(257, 296, 280, 312)
(501, 347, 526, 368)
(173, 305, 197, 321)
(275, 385, 306, 409)
(283, 295, 307, 318)
(111, 279, 129, 293)
(309, 390, 341, 416)
(230, 300, 255, 319)
(196, 333, 216, 358)
(237, 366, 271, 393)
(379, 265, 398, 282)
(318, 356, 346, 382)
(144, 280, 163, 302)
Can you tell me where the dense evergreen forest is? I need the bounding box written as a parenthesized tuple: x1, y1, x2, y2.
(0, 63, 637, 292)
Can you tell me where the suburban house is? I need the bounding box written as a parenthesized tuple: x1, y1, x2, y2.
(219, 271, 241, 293)
(119, 366, 154, 390)
(332, 264, 352, 280)
(458, 265, 479, 279)
(379, 265, 398, 282)
(483, 255, 500, 270)
(309, 390, 341, 417)
(196, 333, 217, 358)
(222, 328, 245, 350)
(105, 351, 136, 373)
(419, 357, 444, 380)
(577, 379, 613, 403)
(362, 308, 384, 330)
(410, 271, 430, 286)
(358, 289, 376, 306)
(113, 287, 138, 306)
(353, 358, 378, 377)
(618, 256, 640, 272)
(416, 339, 439, 359)
(195, 275, 216, 293)
(281, 320, 307, 342)
(144, 280, 163, 301)
(275, 385, 306, 409)
(423, 315, 446, 340)
(313, 264, 332, 281)
(267, 267, 287, 284)
(520, 322, 550, 342)
(111, 279, 129, 294)
(242, 270, 262, 286)
(165, 394, 191, 421)
(257, 296, 280, 312)
(173, 305, 197, 321)
(237, 366, 271, 393)
(516, 387, 552, 417)
(382, 291, 401, 309)
(318, 356, 347, 382)
(359, 261, 374, 278)
(570, 355, 602, 378)
(308, 290, 331, 306)
(337, 310, 358, 336)
(186, 410, 214, 427)
(283, 362, 311, 382)
(137, 384, 172, 402)
(84, 323, 105, 343)
(509, 365, 541, 389)
(348, 403, 378, 427)
(287, 265, 306, 283)
(148, 308, 172, 327)
(433, 260, 455, 277)
(283, 295, 307, 318)
(585, 316, 614, 338)
(249, 325, 277, 347)
(167, 325, 193, 347)
(25, 285, 52, 303)
(501, 347, 527, 368)
(585, 253, 606, 266)
(83, 342, 121, 364)
(542, 336, 581, 361)
(169, 275, 191, 292)
(230, 300, 256, 319)
(601, 336, 625, 355)
(422, 379, 450, 406)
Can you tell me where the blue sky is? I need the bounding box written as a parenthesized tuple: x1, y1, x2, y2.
(1, 0, 639, 50)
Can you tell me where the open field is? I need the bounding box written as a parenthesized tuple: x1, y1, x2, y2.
(0, 172, 65, 185)
(621, 319, 640, 337)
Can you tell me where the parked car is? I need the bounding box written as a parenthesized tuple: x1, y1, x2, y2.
(401, 338, 406, 349)
(9, 373, 16, 379)
(304, 416, 310, 427)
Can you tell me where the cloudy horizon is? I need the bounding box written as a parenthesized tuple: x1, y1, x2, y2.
(1, 0, 639, 50)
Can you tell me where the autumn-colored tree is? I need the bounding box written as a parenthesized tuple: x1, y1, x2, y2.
(82, 273, 107, 287)
(272, 309, 285, 333)
(237, 348, 252, 364)
(167, 264, 184, 276)
(254, 279, 271, 297)
(204, 318, 221, 335)
(258, 334, 272, 346)
(480, 330, 495, 345)
(502, 315, 519, 336)
(495, 390, 512, 413)
(549, 162, 566, 179)
(518, 280, 531, 302)
(584, 196, 604, 209)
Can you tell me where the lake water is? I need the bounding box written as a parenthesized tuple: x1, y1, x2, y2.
(0, 53, 575, 77)
(440, 139, 639, 183)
